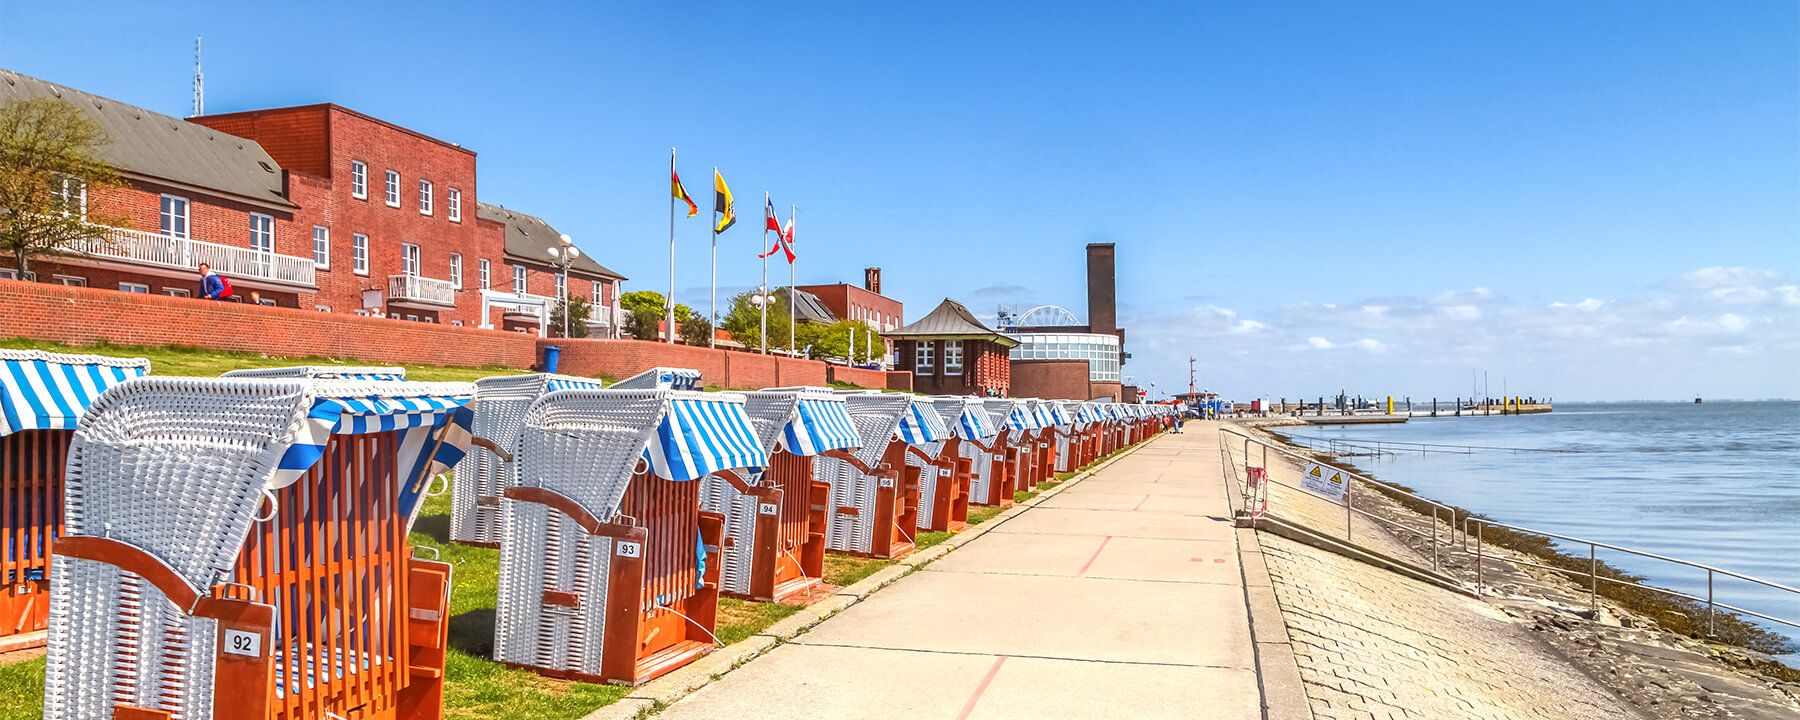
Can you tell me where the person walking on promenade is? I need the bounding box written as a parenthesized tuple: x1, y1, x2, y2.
(198, 263, 230, 301)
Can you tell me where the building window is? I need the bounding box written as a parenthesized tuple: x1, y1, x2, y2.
(52, 176, 86, 218)
(0, 268, 36, 282)
(312, 226, 329, 268)
(315, 305, 331, 312)
(385, 170, 401, 207)
(592, 280, 603, 305)
(249, 214, 274, 276)
(159, 195, 189, 238)
(401, 243, 420, 276)
(943, 340, 964, 376)
(351, 160, 368, 198)
(479, 259, 491, 289)
(449, 253, 463, 289)
(52, 275, 86, 287)
(554, 273, 566, 298)
(353, 233, 369, 275)
(164, 287, 190, 297)
(118, 282, 149, 294)
(512, 265, 526, 293)
(419, 179, 433, 215)
(451, 320, 463, 327)
(448, 188, 461, 222)
(915, 343, 934, 372)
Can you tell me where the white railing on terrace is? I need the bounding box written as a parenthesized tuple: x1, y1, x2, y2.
(590, 304, 613, 327)
(70, 225, 316, 287)
(388, 274, 457, 306)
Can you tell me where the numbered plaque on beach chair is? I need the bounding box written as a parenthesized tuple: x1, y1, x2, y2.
(703, 387, 858, 603)
(895, 397, 961, 533)
(222, 365, 407, 381)
(493, 384, 766, 686)
(0, 350, 147, 654)
(817, 393, 920, 559)
(449, 373, 605, 547)
(44, 376, 477, 720)
(925, 397, 996, 530)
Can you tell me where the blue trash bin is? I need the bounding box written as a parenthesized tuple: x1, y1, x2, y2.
(541, 345, 561, 373)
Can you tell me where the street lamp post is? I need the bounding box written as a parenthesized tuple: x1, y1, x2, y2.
(546, 234, 581, 339)
(749, 286, 775, 353)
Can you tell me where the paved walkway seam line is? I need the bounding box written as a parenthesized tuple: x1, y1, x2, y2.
(791, 640, 1247, 670)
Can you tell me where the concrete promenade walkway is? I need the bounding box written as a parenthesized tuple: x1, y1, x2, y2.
(657, 423, 1261, 719)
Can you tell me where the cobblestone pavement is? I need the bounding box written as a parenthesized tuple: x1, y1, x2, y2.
(1258, 534, 1641, 720)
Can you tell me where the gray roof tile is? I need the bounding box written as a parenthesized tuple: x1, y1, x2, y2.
(476, 202, 624, 280)
(885, 298, 1019, 346)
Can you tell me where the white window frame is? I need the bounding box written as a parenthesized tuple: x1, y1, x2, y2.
(52, 274, 86, 287)
(249, 213, 275, 277)
(401, 243, 420, 277)
(350, 160, 368, 199)
(164, 287, 190, 297)
(118, 282, 149, 294)
(312, 226, 330, 268)
(554, 273, 566, 299)
(385, 170, 401, 207)
(160, 194, 190, 239)
(592, 280, 603, 305)
(943, 340, 965, 376)
(315, 305, 332, 312)
(512, 265, 526, 293)
(53, 176, 87, 219)
(447, 188, 461, 222)
(353, 233, 369, 275)
(418, 179, 433, 215)
(915, 343, 934, 372)
(0, 268, 36, 282)
(449, 253, 463, 289)
(479, 259, 491, 289)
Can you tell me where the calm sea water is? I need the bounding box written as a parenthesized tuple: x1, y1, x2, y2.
(1284, 401, 1800, 653)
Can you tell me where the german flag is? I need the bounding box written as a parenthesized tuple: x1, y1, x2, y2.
(713, 170, 736, 233)
(671, 168, 698, 217)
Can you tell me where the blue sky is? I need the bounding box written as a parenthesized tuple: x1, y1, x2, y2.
(3, 1, 1795, 400)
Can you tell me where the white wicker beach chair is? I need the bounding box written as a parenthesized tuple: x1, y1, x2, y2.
(450, 373, 606, 547)
(0, 350, 148, 653)
(606, 366, 702, 391)
(44, 376, 477, 720)
(492, 384, 766, 686)
(816, 393, 918, 558)
(221, 365, 406, 380)
(892, 397, 954, 533)
(699, 387, 858, 602)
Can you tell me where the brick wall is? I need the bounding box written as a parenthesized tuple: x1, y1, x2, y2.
(0, 278, 535, 368)
(1009, 359, 1092, 400)
(540, 338, 847, 389)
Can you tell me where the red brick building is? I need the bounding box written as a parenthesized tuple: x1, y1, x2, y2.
(886, 299, 1016, 397)
(797, 267, 904, 364)
(0, 68, 622, 336)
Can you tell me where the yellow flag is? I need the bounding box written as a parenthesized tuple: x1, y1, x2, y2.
(713, 170, 736, 233)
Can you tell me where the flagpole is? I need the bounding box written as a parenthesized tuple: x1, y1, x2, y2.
(760, 191, 769, 355)
(667, 148, 677, 345)
(709, 166, 718, 349)
(789, 204, 797, 357)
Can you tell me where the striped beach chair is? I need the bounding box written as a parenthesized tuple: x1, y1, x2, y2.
(704, 387, 859, 603)
(449, 373, 605, 547)
(44, 376, 478, 720)
(816, 393, 922, 559)
(928, 397, 996, 530)
(0, 350, 148, 654)
(492, 379, 766, 686)
(897, 397, 963, 533)
(222, 366, 407, 381)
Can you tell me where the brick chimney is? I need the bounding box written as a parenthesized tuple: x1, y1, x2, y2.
(1086, 244, 1116, 335)
(864, 267, 882, 295)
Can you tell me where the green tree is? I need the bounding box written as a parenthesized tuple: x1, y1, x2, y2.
(619, 289, 698, 342)
(677, 315, 713, 347)
(719, 290, 792, 351)
(623, 307, 661, 341)
(796, 319, 883, 364)
(0, 97, 129, 278)
(548, 293, 591, 338)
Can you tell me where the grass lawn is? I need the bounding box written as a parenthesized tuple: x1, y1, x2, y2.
(0, 338, 530, 383)
(0, 657, 44, 720)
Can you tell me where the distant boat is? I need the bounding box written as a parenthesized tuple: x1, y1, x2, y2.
(1695, 397, 1703, 404)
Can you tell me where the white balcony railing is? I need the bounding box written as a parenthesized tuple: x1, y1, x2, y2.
(590, 304, 613, 327)
(387, 274, 457, 306)
(69, 224, 316, 287)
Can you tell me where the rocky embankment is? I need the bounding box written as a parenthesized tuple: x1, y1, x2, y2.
(1227, 422, 1800, 720)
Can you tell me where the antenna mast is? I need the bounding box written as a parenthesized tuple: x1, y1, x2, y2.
(1188, 356, 1196, 395)
(192, 36, 204, 117)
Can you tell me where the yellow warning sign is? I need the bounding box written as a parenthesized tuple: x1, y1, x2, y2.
(1301, 462, 1348, 502)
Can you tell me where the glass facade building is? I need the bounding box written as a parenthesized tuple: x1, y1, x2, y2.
(1007, 332, 1121, 382)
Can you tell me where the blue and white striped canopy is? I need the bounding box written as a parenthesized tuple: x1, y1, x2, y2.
(1074, 402, 1105, 424)
(898, 398, 949, 444)
(951, 402, 997, 440)
(544, 376, 606, 392)
(1031, 402, 1058, 428)
(783, 397, 862, 456)
(1003, 402, 1038, 431)
(612, 366, 703, 391)
(1046, 402, 1072, 427)
(274, 386, 476, 520)
(646, 395, 769, 482)
(0, 351, 149, 436)
(223, 365, 407, 381)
